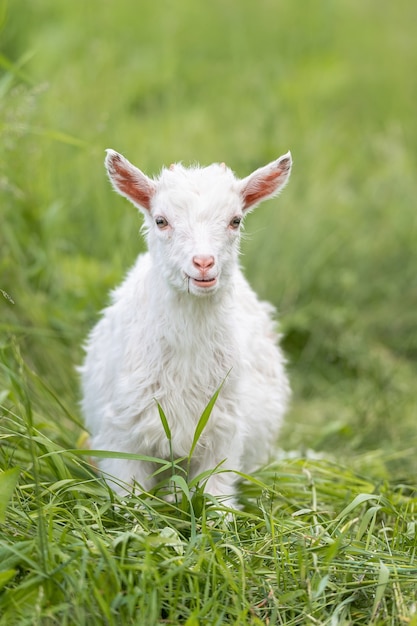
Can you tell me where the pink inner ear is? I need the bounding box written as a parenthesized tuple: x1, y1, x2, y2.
(109, 154, 154, 211)
(243, 168, 286, 209)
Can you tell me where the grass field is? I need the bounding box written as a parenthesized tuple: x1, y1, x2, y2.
(1, 0, 417, 623)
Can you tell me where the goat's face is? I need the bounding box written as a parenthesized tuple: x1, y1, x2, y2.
(145, 165, 244, 296)
(105, 151, 292, 297)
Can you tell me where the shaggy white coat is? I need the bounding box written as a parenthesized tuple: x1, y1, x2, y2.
(79, 150, 292, 506)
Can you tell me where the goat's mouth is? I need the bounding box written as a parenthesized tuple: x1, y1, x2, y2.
(186, 275, 218, 290)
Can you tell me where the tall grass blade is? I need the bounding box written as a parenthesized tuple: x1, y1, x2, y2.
(27, 127, 88, 148)
(0, 467, 20, 523)
(0, 50, 35, 88)
(336, 493, 380, 520)
(188, 374, 229, 462)
(371, 561, 390, 622)
(156, 401, 172, 441)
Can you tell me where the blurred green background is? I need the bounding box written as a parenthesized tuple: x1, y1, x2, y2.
(1, 0, 416, 475)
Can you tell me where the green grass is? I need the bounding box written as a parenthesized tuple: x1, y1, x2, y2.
(1, 0, 417, 623)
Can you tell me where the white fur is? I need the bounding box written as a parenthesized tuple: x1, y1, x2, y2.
(79, 150, 292, 506)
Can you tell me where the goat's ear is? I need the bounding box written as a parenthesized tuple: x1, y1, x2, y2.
(240, 152, 292, 212)
(105, 149, 156, 212)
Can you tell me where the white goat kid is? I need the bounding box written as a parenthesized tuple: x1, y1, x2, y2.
(80, 150, 292, 507)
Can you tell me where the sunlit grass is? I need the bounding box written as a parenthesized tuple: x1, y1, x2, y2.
(1, 343, 416, 625)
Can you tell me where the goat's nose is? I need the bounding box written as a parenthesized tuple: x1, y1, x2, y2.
(193, 255, 215, 270)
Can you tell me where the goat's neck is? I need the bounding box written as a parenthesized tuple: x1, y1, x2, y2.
(149, 271, 237, 348)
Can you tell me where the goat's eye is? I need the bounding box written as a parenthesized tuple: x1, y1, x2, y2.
(229, 216, 242, 229)
(155, 216, 169, 229)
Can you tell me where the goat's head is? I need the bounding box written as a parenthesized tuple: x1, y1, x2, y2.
(105, 150, 292, 297)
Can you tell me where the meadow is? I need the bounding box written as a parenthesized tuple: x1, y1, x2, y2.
(0, 0, 416, 623)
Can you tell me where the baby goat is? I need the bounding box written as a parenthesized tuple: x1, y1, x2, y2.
(80, 150, 292, 506)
